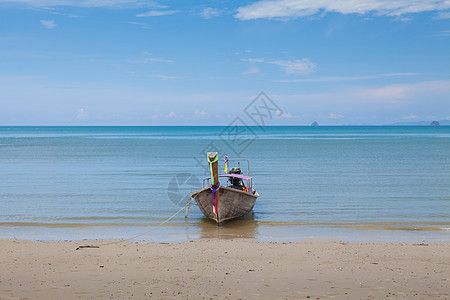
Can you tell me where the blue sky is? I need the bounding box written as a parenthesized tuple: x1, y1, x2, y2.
(1, 0, 449, 125)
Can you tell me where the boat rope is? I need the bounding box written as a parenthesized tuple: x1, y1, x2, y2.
(208, 153, 218, 185)
(210, 182, 220, 215)
(76, 194, 198, 250)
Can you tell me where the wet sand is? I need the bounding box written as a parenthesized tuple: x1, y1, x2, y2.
(0, 239, 448, 299)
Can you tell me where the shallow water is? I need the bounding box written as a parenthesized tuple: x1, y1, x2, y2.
(0, 126, 449, 242)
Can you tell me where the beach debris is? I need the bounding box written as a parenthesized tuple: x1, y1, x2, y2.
(412, 243, 429, 246)
(75, 245, 100, 250)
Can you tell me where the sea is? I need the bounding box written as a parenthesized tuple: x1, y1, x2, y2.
(0, 126, 449, 242)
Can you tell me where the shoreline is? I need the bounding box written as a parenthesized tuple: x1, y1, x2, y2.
(1, 223, 449, 244)
(1, 238, 449, 299)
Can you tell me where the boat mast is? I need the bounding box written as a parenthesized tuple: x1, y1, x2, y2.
(208, 152, 220, 223)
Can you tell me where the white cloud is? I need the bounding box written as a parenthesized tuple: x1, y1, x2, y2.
(76, 108, 88, 119)
(1, 0, 161, 8)
(43, 8, 84, 18)
(402, 114, 420, 119)
(200, 7, 222, 19)
(150, 111, 182, 120)
(40, 19, 56, 29)
(2, 73, 448, 125)
(269, 58, 317, 75)
(242, 57, 317, 75)
(235, 0, 450, 20)
(356, 80, 450, 104)
(241, 58, 265, 63)
(145, 58, 173, 63)
(357, 85, 409, 103)
(277, 72, 419, 82)
(434, 11, 450, 19)
(243, 66, 261, 74)
(135, 57, 174, 63)
(277, 112, 293, 119)
(137, 10, 179, 17)
(435, 30, 450, 36)
(328, 113, 344, 119)
(194, 109, 208, 118)
(150, 113, 162, 120)
(270, 79, 450, 124)
(150, 111, 178, 120)
(127, 21, 151, 29)
(146, 74, 178, 80)
(132, 52, 174, 63)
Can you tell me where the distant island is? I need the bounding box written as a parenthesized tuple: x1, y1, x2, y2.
(393, 119, 449, 126)
(311, 121, 319, 126)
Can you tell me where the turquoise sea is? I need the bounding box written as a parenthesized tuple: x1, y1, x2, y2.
(0, 126, 449, 242)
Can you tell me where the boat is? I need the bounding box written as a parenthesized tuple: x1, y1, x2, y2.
(191, 152, 259, 223)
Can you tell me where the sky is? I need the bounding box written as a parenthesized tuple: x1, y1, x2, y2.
(0, 0, 449, 125)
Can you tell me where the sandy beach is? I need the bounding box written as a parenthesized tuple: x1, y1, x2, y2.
(0, 239, 448, 299)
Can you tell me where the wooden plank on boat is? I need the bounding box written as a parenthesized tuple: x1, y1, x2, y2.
(207, 152, 220, 222)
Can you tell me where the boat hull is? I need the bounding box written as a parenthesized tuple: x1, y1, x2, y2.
(191, 186, 259, 223)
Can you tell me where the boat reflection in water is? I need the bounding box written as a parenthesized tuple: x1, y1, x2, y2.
(193, 212, 259, 240)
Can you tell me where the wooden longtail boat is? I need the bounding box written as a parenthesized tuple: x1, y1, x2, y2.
(191, 152, 259, 223)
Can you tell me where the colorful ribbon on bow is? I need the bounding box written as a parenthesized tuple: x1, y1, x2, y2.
(211, 182, 220, 215)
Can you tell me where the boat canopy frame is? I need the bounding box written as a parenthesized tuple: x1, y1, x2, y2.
(202, 158, 253, 189)
(218, 158, 250, 176)
(202, 174, 253, 189)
